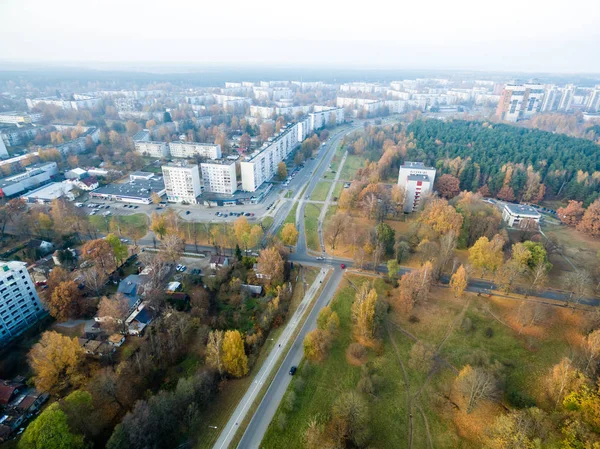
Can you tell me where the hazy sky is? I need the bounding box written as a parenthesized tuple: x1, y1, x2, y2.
(1, 0, 599, 72)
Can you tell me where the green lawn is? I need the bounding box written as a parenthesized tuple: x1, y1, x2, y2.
(340, 155, 366, 180)
(262, 216, 274, 230)
(261, 275, 576, 448)
(329, 144, 345, 172)
(303, 204, 321, 252)
(310, 182, 331, 202)
(332, 182, 344, 201)
(89, 213, 148, 234)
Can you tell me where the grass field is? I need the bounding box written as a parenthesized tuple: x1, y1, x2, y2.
(328, 145, 345, 173)
(332, 182, 344, 201)
(310, 181, 332, 202)
(262, 216, 274, 230)
(262, 274, 588, 448)
(89, 213, 148, 234)
(304, 204, 321, 252)
(339, 155, 366, 180)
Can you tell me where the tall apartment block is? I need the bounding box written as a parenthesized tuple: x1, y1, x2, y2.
(200, 161, 237, 195)
(496, 83, 544, 122)
(398, 162, 436, 212)
(162, 163, 202, 204)
(0, 261, 45, 344)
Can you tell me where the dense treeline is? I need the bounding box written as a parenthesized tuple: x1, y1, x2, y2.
(407, 120, 600, 205)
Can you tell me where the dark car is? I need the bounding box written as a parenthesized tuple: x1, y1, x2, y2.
(186, 210, 191, 215)
(289, 366, 297, 376)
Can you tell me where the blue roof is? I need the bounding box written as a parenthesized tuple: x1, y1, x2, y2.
(135, 308, 153, 324)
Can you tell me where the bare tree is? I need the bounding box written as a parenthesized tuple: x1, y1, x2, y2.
(325, 213, 347, 252)
(455, 365, 499, 413)
(583, 329, 600, 375)
(162, 233, 184, 264)
(562, 271, 593, 308)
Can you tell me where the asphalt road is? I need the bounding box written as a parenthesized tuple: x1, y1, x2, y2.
(237, 268, 345, 448)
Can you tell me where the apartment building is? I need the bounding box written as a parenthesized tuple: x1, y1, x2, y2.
(240, 124, 300, 192)
(169, 142, 222, 159)
(26, 94, 100, 111)
(162, 163, 202, 204)
(0, 112, 43, 126)
(0, 261, 45, 344)
(134, 141, 169, 158)
(0, 139, 7, 159)
(558, 84, 576, 111)
(496, 83, 545, 122)
(309, 106, 344, 130)
(200, 160, 237, 194)
(397, 162, 436, 212)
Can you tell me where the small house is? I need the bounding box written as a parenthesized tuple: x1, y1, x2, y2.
(209, 255, 229, 270)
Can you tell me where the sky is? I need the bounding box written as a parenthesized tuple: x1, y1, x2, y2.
(1, 0, 599, 73)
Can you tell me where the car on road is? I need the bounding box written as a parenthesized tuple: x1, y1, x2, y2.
(186, 210, 191, 215)
(289, 366, 297, 376)
(244, 212, 251, 216)
(340, 263, 346, 269)
(316, 256, 324, 260)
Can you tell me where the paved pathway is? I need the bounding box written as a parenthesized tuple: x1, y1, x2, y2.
(213, 267, 329, 449)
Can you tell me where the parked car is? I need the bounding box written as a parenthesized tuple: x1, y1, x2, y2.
(176, 264, 182, 271)
(244, 212, 251, 216)
(180, 265, 187, 272)
(186, 211, 191, 215)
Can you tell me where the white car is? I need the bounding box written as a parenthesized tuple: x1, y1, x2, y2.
(176, 264, 182, 271)
(316, 256, 325, 260)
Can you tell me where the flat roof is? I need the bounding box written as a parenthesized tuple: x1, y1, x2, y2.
(23, 181, 73, 200)
(503, 203, 541, 217)
(401, 161, 436, 170)
(92, 179, 165, 198)
(407, 174, 430, 181)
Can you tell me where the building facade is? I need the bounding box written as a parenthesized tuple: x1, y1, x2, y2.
(502, 204, 541, 228)
(0, 112, 43, 126)
(169, 142, 222, 159)
(0, 261, 45, 344)
(397, 162, 436, 212)
(496, 83, 545, 122)
(162, 163, 202, 204)
(200, 161, 237, 195)
(134, 141, 169, 158)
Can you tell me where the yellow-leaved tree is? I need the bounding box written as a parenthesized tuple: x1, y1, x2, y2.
(28, 331, 85, 394)
(352, 284, 379, 342)
(280, 223, 299, 246)
(222, 330, 248, 378)
(450, 265, 469, 298)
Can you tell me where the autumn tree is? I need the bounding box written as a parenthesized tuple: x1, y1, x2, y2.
(387, 259, 399, 280)
(583, 329, 600, 375)
(18, 402, 85, 449)
(206, 330, 225, 376)
(151, 192, 162, 205)
(161, 233, 184, 264)
(408, 341, 435, 374)
(46, 266, 71, 299)
(280, 223, 299, 246)
(455, 364, 499, 413)
(437, 174, 461, 199)
(546, 358, 583, 408)
(486, 407, 551, 449)
(418, 198, 463, 236)
(397, 262, 434, 313)
(29, 331, 85, 394)
(257, 246, 284, 287)
(46, 281, 82, 322)
(277, 162, 288, 181)
(577, 199, 600, 237)
(557, 200, 585, 227)
(325, 213, 347, 252)
(496, 185, 516, 202)
(468, 235, 504, 277)
(222, 330, 248, 378)
(303, 329, 332, 362)
(316, 306, 340, 335)
(330, 392, 371, 448)
(450, 265, 468, 298)
(352, 284, 379, 341)
(150, 212, 168, 239)
(97, 294, 130, 333)
(81, 239, 116, 277)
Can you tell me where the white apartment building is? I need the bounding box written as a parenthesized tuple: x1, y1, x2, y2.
(0, 112, 43, 125)
(558, 84, 576, 111)
(496, 83, 545, 122)
(169, 142, 222, 159)
(398, 162, 437, 212)
(586, 86, 600, 113)
(201, 160, 237, 194)
(241, 124, 300, 192)
(26, 95, 100, 111)
(0, 139, 8, 159)
(162, 163, 202, 204)
(309, 106, 344, 131)
(0, 261, 45, 344)
(134, 141, 169, 158)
